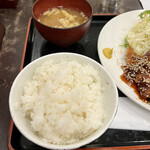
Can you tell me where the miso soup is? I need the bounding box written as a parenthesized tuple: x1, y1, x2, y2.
(38, 7, 88, 28)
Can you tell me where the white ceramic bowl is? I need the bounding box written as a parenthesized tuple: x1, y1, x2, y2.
(9, 53, 118, 150)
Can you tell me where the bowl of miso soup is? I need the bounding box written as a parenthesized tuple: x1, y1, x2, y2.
(32, 0, 93, 47)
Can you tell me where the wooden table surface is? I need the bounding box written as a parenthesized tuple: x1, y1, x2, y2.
(0, 0, 142, 150)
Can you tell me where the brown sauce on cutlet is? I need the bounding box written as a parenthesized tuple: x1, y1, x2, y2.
(121, 46, 150, 103)
(120, 74, 148, 103)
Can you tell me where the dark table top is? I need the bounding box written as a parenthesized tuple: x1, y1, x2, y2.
(0, 0, 142, 150)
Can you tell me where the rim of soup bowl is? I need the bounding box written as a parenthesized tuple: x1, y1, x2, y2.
(32, 0, 93, 30)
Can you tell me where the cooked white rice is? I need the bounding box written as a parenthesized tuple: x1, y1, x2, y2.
(21, 60, 105, 145)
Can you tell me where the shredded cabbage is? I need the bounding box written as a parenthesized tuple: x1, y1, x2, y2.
(126, 13, 150, 55)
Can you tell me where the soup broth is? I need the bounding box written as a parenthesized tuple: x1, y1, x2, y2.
(38, 7, 88, 28)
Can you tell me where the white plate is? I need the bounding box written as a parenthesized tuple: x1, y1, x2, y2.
(97, 10, 150, 111)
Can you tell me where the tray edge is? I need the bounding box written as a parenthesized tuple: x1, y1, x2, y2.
(7, 17, 32, 150)
(76, 145, 150, 150)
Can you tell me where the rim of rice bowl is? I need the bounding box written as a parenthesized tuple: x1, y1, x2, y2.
(9, 52, 118, 149)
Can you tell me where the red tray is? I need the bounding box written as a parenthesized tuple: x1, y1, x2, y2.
(8, 16, 150, 150)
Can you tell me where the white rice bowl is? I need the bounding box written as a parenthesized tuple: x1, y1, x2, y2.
(9, 53, 118, 149)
